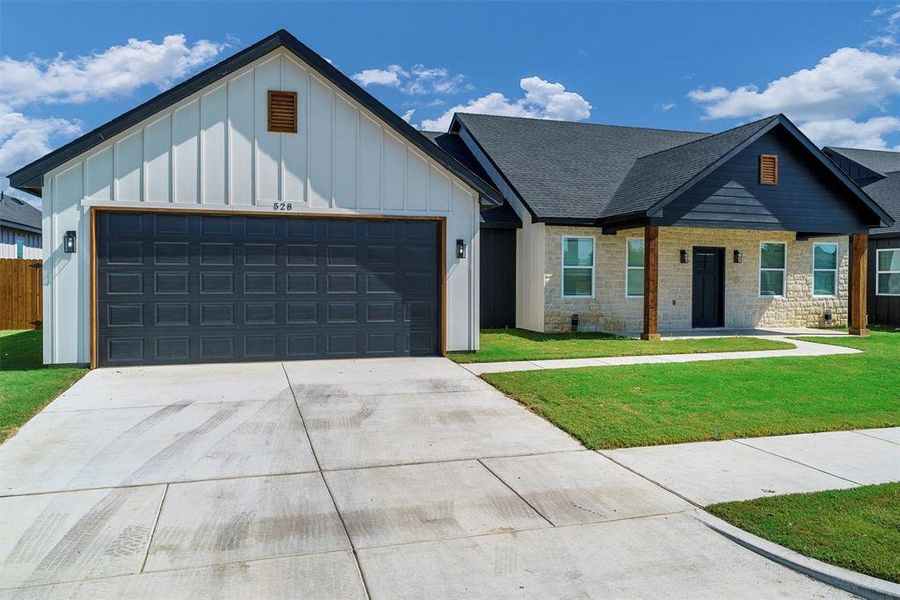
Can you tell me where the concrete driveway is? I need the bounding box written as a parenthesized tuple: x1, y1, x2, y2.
(0, 358, 848, 598)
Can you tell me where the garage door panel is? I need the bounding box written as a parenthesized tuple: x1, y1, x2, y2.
(97, 213, 440, 366)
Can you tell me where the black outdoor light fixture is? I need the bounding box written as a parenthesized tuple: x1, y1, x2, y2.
(733, 249, 743, 263)
(456, 239, 466, 259)
(680, 249, 689, 264)
(63, 230, 77, 254)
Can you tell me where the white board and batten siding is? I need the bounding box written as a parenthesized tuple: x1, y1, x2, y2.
(41, 48, 481, 365)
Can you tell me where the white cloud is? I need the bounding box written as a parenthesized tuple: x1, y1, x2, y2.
(0, 34, 225, 107)
(799, 116, 900, 150)
(688, 7, 900, 152)
(1, 34, 226, 205)
(352, 65, 406, 87)
(351, 63, 468, 96)
(655, 102, 676, 112)
(688, 48, 900, 122)
(0, 103, 82, 203)
(401, 109, 415, 123)
(420, 76, 591, 131)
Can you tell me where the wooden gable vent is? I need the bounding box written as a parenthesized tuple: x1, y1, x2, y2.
(759, 154, 778, 185)
(267, 90, 298, 133)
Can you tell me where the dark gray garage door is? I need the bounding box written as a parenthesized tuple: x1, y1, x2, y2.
(96, 212, 441, 366)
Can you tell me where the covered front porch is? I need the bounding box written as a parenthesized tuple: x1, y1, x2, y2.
(633, 225, 871, 339)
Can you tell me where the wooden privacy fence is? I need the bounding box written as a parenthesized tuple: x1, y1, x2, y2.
(0, 259, 42, 330)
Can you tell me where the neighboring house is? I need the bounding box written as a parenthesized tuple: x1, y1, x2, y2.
(7, 30, 501, 367)
(432, 113, 891, 337)
(824, 147, 900, 326)
(0, 192, 41, 259)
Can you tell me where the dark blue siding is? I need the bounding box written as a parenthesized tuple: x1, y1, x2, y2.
(657, 128, 870, 232)
(869, 236, 900, 326)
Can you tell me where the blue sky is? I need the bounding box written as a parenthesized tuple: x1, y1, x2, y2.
(2, 1, 898, 203)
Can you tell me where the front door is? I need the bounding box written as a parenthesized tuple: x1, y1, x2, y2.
(692, 247, 725, 328)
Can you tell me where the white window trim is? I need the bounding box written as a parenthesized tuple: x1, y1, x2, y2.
(625, 237, 644, 298)
(876, 248, 900, 296)
(562, 235, 595, 299)
(812, 242, 839, 298)
(759, 241, 787, 298)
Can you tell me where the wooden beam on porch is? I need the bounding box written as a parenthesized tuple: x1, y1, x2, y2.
(849, 233, 869, 336)
(641, 225, 660, 340)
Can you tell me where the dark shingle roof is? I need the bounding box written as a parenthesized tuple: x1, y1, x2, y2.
(826, 146, 900, 235)
(421, 131, 521, 228)
(453, 113, 709, 221)
(420, 131, 493, 184)
(605, 116, 778, 218)
(0, 193, 41, 233)
(828, 147, 900, 175)
(825, 147, 900, 235)
(861, 173, 900, 235)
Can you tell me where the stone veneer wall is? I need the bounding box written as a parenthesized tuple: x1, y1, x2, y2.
(543, 226, 849, 333)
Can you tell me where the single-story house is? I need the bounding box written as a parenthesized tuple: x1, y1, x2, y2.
(7, 30, 894, 367)
(433, 113, 892, 337)
(824, 147, 900, 326)
(0, 192, 42, 259)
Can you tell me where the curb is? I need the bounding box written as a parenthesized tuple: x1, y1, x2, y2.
(694, 510, 900, 600)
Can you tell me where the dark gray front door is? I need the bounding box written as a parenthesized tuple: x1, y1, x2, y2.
(96, 212, 441, 366)
(692, 247, 725, 328)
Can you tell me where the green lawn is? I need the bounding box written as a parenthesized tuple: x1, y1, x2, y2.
(449, 329, 792, 363)
(483, 330, 900, 449)
(0, 330, 86, 442)
(708, 483, 900, 583)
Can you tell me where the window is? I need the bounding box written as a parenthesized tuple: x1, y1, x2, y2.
(267, 90, 298, 133)
(877, 249, 900, 296)
(759, 154, 778, 185)
(562, 236, 594, 297)
(626, 238, 644, 297)
(15, 236, 24, 259)
(759, 242, 786, 296)
(812, 243, 838, 297)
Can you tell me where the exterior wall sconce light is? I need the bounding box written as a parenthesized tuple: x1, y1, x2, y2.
(679, 249, 689, 263)
(456, 239, 466, 259)
(733, 249, 742, 263)
(63, 230, 77, 254)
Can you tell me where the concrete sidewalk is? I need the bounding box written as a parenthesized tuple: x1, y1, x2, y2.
(462, 337, 861, 375)
(604, 428, 900, 505)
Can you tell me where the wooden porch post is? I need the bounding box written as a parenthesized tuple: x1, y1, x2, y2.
(849, 233, 869, 336)
(641, 225, 660, 340)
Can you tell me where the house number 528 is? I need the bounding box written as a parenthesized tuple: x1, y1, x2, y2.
(272, 202, 294, 211)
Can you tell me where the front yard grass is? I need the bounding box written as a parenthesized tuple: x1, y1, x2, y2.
(0, 330, 86, 442)
(483, 330, 900, 448)
(708, 483, 900, 583)
(449, 328, 792, 363)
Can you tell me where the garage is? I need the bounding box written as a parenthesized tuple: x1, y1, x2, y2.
(96, 211, 442, 366)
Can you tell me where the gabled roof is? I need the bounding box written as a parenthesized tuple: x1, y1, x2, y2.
(451, 113, 707, 222)
(453, 112, 892, 229)
(7, 30, 502, 205)
(826, 146, 900, 236)
(0, 192, 41, 234)
(605, 116, 777, 219)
